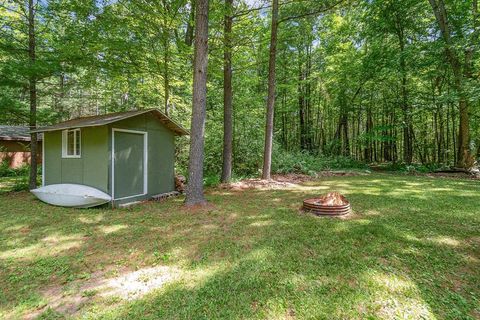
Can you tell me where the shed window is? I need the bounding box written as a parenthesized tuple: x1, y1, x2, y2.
(62, 129, 81, 158)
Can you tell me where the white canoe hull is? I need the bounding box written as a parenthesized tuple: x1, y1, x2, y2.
(31, 184, 111, 208)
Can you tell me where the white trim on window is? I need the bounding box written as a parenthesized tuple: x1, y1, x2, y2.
(62, 128, 81, 158)
(111, 128, 148, 201)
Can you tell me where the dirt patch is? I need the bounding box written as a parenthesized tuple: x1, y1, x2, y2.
(314, 171, 364, 177)
(271, 173, 316, 183)
(221, 172, 365, 191)
(25, 285, 87, 319)
(19, 226, 31, 234)
(220, 173, 314, 191)
(25, 266, 180, 319)
(221, 173, 313, 191)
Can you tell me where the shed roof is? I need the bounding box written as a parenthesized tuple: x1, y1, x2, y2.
(31, 109, 189, 135)
(0, 126, 43, 141)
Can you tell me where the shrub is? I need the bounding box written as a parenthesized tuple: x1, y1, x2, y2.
(0, 161, 32, 177)
(10, 176, 30, 191)
(271, 150, 368, 175)
(380, 162, 445, 174)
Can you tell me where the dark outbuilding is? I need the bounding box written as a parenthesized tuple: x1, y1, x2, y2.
(0, 125, 42, 168)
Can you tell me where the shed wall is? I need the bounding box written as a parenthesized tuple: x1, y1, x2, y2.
(44, 126, 109, 193)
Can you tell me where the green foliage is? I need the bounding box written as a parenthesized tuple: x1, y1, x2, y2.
(0, 162, 41, 192)
(380, 162, 446, 174)
(203, 174, 221, 187)
(271, 150, 368, 175)
(0, 161, 31, 177)
(1, 0, 479, 182)
(9, 176, 30, 192)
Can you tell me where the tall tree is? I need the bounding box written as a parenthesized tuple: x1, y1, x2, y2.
(185, 0, 209, 205)
(221, 0, 234, 183)
(262, 0, 279, 180)
(428, 0, 479, 168)
(185, 0, 195, 46)
(394, 8, 413, 164)
(27, 0, 38, 189)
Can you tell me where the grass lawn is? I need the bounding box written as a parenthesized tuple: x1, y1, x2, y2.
(0, 173, 479, 319)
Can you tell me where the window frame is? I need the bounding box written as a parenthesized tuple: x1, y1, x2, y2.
(62, 128, 81, 158)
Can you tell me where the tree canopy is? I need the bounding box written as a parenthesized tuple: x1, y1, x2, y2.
(1, 0, 479, 178)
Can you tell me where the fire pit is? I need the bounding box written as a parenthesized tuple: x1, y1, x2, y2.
(303, 192, 351, 216)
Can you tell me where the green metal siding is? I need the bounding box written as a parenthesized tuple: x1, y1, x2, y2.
(44, 131, 62, 184)
(82, 127, 109, 192)
(147, 122, 175, 195)
(43, 126, 109, 193)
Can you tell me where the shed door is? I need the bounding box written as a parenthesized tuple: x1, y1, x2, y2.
(113, 130, 147, 199)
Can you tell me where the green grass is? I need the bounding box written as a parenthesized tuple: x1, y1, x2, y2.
(0, 174, 479, 319)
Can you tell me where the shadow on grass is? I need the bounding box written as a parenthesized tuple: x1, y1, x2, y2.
(0, 174, 479, 319)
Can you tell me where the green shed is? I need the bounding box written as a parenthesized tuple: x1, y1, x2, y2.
(32, 109, 188, 207)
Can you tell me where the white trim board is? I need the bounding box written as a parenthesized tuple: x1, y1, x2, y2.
(41, 134, 45, 187)
(111, 128, 148, 201)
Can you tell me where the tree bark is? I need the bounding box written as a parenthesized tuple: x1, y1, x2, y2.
(28, 0, 38, 190)
(365, 106, 373, 162)
(305, 43, 313, 151)
(394, 12, 413, 164)
(261, 0, 279, 180)
(298, 59, 307, 151)
(221, 0, 233, 183)
(185, 0, 195, 46)
(185, 0, 209, 206)
(163, 32, 171, 115)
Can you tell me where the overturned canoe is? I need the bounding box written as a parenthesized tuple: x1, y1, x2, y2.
(31, 184, 111, 208)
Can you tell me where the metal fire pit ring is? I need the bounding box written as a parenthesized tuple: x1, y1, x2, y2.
(303, 198, 351, 216)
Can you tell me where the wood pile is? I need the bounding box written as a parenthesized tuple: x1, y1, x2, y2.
(175, 175, 186, 193)
(152, 191, 180, 201)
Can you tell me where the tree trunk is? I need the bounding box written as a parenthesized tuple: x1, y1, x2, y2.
(365, 106, 373, 162)
(28, 0, 37, 190)
(298, 59, 307, 151)
(221, 0, 233, 183)
(163, 33, 171, 115)
(342, 113, 349, 156)
(185, 0, 195, 46)
(451, 102, 457, 164)
(261, 0, 279, 180)
(476, 138, 480, 160)
(334, 111, 349, 156)
(434, 78, 446, 163)
(395, 14, 413, 164)
(185, 0, 209, 206)
(305, 43, 313, 151)
(457, 98, 471, 167)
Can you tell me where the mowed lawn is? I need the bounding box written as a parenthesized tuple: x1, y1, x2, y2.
(0, 174, 479, 319)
